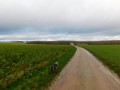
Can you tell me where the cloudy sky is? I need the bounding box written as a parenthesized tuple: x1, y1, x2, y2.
(0, 0, 120, 41)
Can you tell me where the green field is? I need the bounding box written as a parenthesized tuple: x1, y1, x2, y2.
(81, 45, 120, 77)
(0, 44, 76, 90)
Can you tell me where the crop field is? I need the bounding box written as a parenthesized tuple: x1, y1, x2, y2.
(81, 45, 120, 77)
(0, 44, 76, 90)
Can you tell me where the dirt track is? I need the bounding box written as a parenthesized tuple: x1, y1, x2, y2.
(49, 47, 120, 90)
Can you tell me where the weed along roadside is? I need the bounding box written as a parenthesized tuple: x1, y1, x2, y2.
(0, 44, 76, 90)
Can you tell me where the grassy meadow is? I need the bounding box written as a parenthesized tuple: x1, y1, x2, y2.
(0, 44, 76, 90)
(81, 45, 120, 77)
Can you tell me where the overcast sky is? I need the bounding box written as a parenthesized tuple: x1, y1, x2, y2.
(0, 0, 120, 41)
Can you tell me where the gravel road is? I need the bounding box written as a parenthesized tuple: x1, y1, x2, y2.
(49, 47, 120, 90)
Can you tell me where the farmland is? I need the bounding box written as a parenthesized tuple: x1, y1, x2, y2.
(0, 44, 76, 90)
(81, 45, 120, 77)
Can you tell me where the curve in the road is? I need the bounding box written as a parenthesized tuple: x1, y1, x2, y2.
(49, 47, 120, 90)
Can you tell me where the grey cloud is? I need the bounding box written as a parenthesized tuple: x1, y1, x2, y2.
(0, 0, 120, 27)
(0, 0, 120, 41)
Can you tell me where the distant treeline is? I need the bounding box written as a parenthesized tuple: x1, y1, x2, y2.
(27, 41, 72, 45)
(26, 40, 120, 45)
(79, 40, 120, 45)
